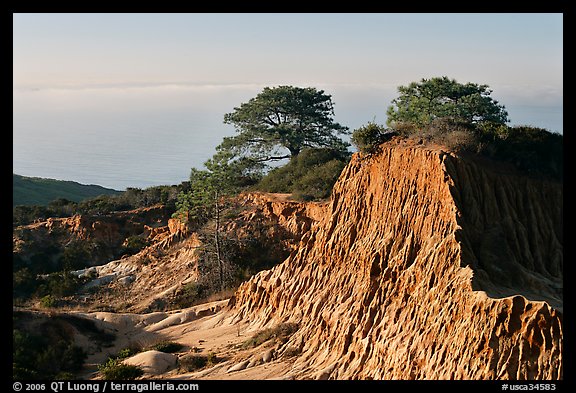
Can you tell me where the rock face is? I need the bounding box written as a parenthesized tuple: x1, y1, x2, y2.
(231, 141, 562, 380)
(237, 193, 326, 243)
(13, 205, 171, 268)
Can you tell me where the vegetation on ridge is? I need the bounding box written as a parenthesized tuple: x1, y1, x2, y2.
(386, 76, 509, 128)
(256, 147, 349, 200)
(13, 184, 184, 227)
(352, 77, 562, 180)
(13, 174, 121, 207)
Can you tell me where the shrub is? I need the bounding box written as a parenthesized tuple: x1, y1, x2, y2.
(421, 118, 478, 151)
(59, 344, 88, 373)
(13, 184, 183, 226)
(61, 241, 91, 270)
(13, 365, 38, 380)
(179, 355, 208, 371)
(256, 148, 349, 200)
(40, 295, 57, 308)
(387, 119, 563, 179)
(242, 322, 299, 349)
(54, 372, 75, 380)
(13, 327, 87, 379)
(179, 352, 221, 372)
(98, 358, 144, 380)
(122, 235, 148, 255)
(116, 347, 141, 359)
(150, 341, 183, 353)
(291, 159, 347, 201)
(480, 125, 563, 179)
(36, 271, 86, 299)
(351, 122, 397, 154)
(283, 346, 302, 358)
(13, 267, 38, 299)
(171, 282, 208, 309)
(206, 352, 219, 365)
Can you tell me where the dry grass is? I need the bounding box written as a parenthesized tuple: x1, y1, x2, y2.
(242, 322, 299, 349)
(179, 352, 222, 372)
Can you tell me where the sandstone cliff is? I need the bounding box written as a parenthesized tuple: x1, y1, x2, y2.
(13, 205, 170, 269)
(13, 141, 562, 381)
(230, 140, 562, 380)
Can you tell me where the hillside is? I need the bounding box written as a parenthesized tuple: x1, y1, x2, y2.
(13, 174, 120, 207)
(13, 193, 323, 313)
(13, 140, 562, 380)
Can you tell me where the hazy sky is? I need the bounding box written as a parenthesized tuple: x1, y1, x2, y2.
(14, 13, 562, 91)
(12, 13, 563, 189)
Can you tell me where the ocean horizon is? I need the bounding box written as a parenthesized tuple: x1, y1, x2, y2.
(13, 84, 563, 191)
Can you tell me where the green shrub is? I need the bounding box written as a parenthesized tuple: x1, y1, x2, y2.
(419, 118, 478, 151)
(40, 295, 57, 308)
(61, 241, 91, 270)
(116, 347, 140, 359)
(13, 267, 38, 299)
(13, 327, 87, 379)
(179, 355, 208, 371)
(283, 346, 302, 358)
(351, 122, 396, 153)
(477, 125, 563, 179)
(256, 148, 349, 200)
(384, 117, 562, 180)
(291, 159, 347, 201)
(151, 341, 183, 353)
(13, 366, 38, 380)
(13, 183, 184, 227)
(172, 282, 208, 309)
(207, 352, 218, 365)
(98, 358, 144, 380)
(179, 352, 221, 372)
(36, 271, 85, 299)
(123, 235, 148, 255)
(53, 372, 75, 380)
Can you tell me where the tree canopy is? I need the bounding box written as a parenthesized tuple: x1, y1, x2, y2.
(219, 86, 350, 166)
(386, 76, 509, 128)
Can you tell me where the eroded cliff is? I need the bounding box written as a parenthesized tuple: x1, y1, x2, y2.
(13, 205, 170, 269)
(16, 193, 323, 313)
(230, 140, 562, 379)
(13, 141, 562, 381)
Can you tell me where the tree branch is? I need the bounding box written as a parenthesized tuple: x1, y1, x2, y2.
(253, 154, 291, 162)
(264, 116, 278, 126)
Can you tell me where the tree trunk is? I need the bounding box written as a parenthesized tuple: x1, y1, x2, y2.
(214, 194, 224, 293)
(288, 145, 300, 157)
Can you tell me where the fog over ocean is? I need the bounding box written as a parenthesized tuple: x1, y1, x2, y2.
(13, 84, 563, 191)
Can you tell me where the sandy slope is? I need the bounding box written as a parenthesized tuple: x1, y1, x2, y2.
(74, 300, 297, 380)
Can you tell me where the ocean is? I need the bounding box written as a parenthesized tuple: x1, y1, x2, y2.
(13, 85, 563, 191)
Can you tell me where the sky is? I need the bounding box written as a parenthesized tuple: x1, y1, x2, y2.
(13, 13, 562, 89)
(12, 13, 563, 189)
